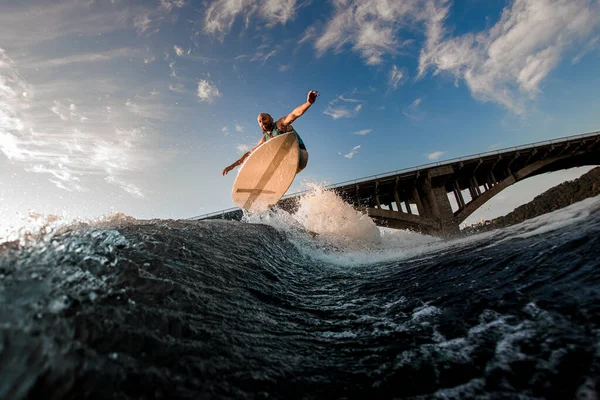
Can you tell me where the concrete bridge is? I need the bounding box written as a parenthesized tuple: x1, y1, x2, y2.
(190, 131, 600, 237)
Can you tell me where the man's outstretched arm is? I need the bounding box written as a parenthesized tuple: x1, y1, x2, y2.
(222, 136, 266, 176)
(277, 90, 319, 129)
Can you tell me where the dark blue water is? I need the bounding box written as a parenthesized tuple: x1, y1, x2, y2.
(1, 196, 599, 399)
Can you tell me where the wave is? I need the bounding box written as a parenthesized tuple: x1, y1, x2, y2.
(1, 189, 599, 399)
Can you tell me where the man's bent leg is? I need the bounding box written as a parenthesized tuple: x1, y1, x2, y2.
(297, 149, 308, 173)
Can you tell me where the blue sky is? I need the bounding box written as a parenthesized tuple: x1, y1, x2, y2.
(0, 0, 599, 228)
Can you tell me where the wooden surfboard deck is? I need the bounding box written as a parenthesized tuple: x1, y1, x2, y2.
(232, 133, 299, 213)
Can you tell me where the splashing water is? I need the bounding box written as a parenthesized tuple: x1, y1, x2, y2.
(0, 210, 67, 245)
(239, 183, 453, 267)
(0, 210, 136, 245)
(242, 183, 381, 247)
(293, 183, 381, 243)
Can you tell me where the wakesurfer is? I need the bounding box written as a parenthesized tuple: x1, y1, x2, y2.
(222, 90, 319, 176)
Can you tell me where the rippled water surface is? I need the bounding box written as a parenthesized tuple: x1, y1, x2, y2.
(1, 193, 599, 399)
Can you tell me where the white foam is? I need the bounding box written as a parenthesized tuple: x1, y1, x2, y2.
(314, 330, 358, 339)
(510, 195, 600, 238)
(48, 295, 70, 314)
(411, 305, 442, 322)
(241, 191, 600, 268)
(241, 183, 457, 267)
(292, 183, 381, 244)
(471, 194, 600, 251)
(0, 210, 67, 244)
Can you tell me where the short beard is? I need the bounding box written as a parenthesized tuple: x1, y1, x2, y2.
(262, 121, 274, 132)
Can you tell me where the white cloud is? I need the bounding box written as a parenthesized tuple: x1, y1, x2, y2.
(344, 145, 361, 159)
(204, 0, 299, 39)
(27, 164, 84, 192)
(48, 177, 85, 193)
(0, 49, 30, 161)
(134, 0, 188, 36)
(159, 0, 186, 13)
(302, 0, 600, 112)
(354, 129, 372, 135)
(134, 1, 186, 36)
(572, 35, 600, 64)
(426, 151, 445, 161)
(0, 2, 135, 48)
(125, 99, 140, 114)
(314, 0, 430, 65)
(299, 26, 317, 46)
(235, 124, 244, 132)
(49, 102, 69, 121)
(50, 101, 87, 122)
(0, 49, 156, 196)
(0, 132, 27, 161)
(260, 0, 298, 25)
(105, 176, 145, 198)
(122, 96, 169, 119)
(251, 49, 277, 64)
(338, 95, 361, 103)
(323, 95, 363, 119)
(388, 65, 406, 90)
(169, 83, 186, 93)
(169, 61, 177, 77)
(324, 104, 362, 120)
(236, 144, 251, 154)
(403, 97, 423, 120)
(134, 14, 153, 34)
(197, 80, 221, 103)
(418, 0, 600, 113)
(222, 126, 229, 135)
(204, 0, 247, 38)
(278, 64, 291, 72)
(174, 45, 185, 56)
(25, 48, 139, 69)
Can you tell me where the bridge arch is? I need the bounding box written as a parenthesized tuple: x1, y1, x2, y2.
(452, 154, 594, 225)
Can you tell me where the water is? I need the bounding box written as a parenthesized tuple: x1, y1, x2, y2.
(1, 188, 599, 399)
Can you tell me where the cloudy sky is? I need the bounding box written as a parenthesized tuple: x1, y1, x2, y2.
(1, 0, 599, 228)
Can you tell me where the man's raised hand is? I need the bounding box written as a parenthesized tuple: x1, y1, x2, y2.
(307, 90, 319, 104)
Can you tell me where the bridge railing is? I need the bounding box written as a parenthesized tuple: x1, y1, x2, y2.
(327, 131, 598, 188)
(189, 131, 599, 220)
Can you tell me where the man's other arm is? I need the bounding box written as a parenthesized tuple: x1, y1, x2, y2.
(222, 136, 266, 176)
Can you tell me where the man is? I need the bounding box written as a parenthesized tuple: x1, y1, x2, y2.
(222, 90, 319, 176)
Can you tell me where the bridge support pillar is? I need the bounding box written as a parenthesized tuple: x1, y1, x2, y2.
(416, 173, 460, 237)
(468, 177, 481, 199)
(417, 173, 438, 219)
(453, 181, 465, 208)
(432, 186, 460, 237)
(393, 189, 401, 212)
(412, 187, 424, 216)
(488, 171, 497, 186)
(405, 201, 413, 214)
